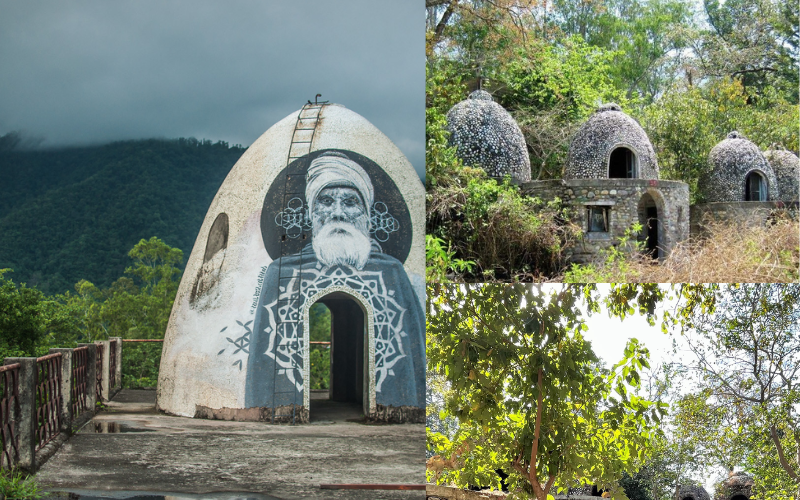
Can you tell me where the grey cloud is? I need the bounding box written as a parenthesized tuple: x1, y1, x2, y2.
(0, 0, 424, 178)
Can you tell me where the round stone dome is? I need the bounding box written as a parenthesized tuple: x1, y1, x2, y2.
(565, 103, 658, 180)
(715, 471, 754, 500)
(764, 146, 799, 202)
(446, 90, 531, 182)
(701, 132, 779, 202)
(675, 484, 711, 500)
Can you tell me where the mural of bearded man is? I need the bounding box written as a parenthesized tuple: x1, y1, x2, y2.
(245, 151, 425, 413)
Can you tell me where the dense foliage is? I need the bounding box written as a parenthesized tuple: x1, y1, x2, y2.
(0, 237, 183, 388)
(426, 0, 799, 279)
(0, 135, 244, 294)
(427, 284, 666, 499)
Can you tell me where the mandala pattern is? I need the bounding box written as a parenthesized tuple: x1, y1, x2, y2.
(274, 199, 399, 241)
(262, 264, 407, 393)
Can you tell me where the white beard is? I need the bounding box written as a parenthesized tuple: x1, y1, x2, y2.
(312, 221, 372, 270)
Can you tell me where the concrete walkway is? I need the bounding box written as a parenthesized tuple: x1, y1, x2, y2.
(37, 390, 425, 499)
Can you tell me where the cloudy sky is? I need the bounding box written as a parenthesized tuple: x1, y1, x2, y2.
(0, 1, 425, 179)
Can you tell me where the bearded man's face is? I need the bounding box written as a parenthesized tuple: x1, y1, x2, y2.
(311, 186, 371, 269)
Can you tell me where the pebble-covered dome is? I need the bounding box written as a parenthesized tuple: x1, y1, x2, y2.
(565, 103, 659, 180)
(446, 90, 531, 182)
(714, 472, 754, 500)
(764, 146, 799, 202)
(675, 484, 711, 500)
(701, 132, 779, 202)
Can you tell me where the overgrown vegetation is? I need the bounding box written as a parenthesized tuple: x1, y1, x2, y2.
(0, 237, 182, 388)
(562, 215, 799, 283)
(0, 468, 42, 499)
(426, 0, 799, 280)
(427, 284, 800, 500)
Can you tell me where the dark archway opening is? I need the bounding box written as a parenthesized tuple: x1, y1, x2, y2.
(609, 147, 637, 178)
(590, 485, 608, 497)
(730, 495, 749, 500)
(745, 172, 767, 201)
(309, 292, 366, 422)
(637, 194, 659, 259)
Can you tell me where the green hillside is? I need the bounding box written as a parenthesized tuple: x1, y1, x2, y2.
(0, 137, 245, 294)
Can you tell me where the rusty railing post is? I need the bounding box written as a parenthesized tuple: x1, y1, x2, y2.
(78, 343, 97, 411)
(4, 357, 36, 472)
(48, 349, 73, 434)
(99, 340, 111, 401)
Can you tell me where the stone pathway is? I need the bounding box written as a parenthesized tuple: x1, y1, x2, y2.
(37, 390, 425, 499)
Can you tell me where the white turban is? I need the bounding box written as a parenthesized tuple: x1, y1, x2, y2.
(306, 152, 374, 216)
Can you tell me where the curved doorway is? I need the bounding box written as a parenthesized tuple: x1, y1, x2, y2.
(637, 193, 659, 259)
(745, 171, 767, 201)
(308, 291, 369, 422)
(609, 147, 637, 178)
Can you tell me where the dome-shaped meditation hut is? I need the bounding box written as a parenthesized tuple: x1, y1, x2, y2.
(675, 484, 711, 500)
(764, 146, 799, 202)
(157, 102, 425, 424)
(565, 103, 659, 180)
(714, 472, 754, 500)
(446, 90, 531, 182)
(701, 132, 779, 202)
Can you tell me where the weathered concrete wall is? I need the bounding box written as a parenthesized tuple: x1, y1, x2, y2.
(157, 104, 425, 421)
(690, 201, 800, 234)
(523, 179, 690, 263)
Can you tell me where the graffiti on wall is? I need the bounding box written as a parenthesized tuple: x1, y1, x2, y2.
(217, 150, 425, 409)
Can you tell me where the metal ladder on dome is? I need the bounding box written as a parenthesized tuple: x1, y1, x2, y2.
(271, 95, 327, 424)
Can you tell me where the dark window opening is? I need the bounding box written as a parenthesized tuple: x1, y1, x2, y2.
(745, 172, 767, 201)
(587, 207, 609, 232)
(609, 147, 637, 178)
(203, 213, 229, 263)
(730, 495, 748, 500)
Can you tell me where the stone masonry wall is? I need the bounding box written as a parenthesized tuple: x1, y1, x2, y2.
(523, 179, 690, 263)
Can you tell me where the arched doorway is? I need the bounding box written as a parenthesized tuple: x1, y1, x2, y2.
(304, 290, 374, 420)
(745, 171, 767, 201)
(637, 193, 659, 259)
(730, 495, 749, 500)
(609, 146, 637, 178)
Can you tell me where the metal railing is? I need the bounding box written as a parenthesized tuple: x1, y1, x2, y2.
(71, 346, 89, 419)
(109, 339, 117, 390)
(35, 353, 62, 451)
(0, 363, 20, 469)
(95, 342, 104, 402)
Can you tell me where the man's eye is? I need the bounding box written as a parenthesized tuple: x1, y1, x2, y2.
(318, 196, 334, 206)
(343, 197, 359, 207)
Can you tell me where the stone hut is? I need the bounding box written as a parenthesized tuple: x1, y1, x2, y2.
(446, 90, 531, 182)
(675, 484, 711, 500)
(714, 472, 754, 500)
(157, 102, 425, 424)
(700, 132, 778, 203)
(523, 103, 690, 263)
(764, 145, 799, 202)
(691, 132, 789, 232)
(565, 103, 659, 180)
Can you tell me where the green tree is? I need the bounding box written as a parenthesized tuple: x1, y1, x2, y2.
(427, 284, 665, 499)
(0, 269, 46, 356)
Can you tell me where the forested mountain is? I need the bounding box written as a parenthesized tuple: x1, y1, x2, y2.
(0, 136, 245, 294)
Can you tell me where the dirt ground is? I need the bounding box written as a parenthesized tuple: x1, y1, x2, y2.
(37, 390, 425, 500)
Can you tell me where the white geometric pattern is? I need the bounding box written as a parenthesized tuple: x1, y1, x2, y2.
(263, 263, 407, 393)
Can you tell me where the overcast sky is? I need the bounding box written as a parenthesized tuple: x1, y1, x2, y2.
(0, 1, 425, 179)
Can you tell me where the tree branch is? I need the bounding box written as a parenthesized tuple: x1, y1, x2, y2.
(770, 425, 800, 482)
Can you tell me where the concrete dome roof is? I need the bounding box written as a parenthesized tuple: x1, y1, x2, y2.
(446, 90, 531, 182)
(565, 103, 658, 180)
(764, 146, 799, 202)
(701, 131, 778, 202)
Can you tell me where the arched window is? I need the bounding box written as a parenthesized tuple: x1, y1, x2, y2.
(745, 172, 767, 201)
(609, 147, 637, 178)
